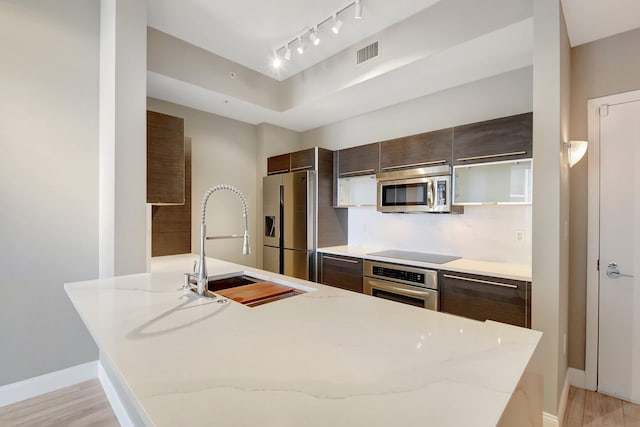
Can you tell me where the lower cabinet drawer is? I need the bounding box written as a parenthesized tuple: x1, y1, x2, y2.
(439, 271, 531, 328)
(320, 254, 363, 293)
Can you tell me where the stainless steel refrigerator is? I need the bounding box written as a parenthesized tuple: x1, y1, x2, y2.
(263, 171, 316, 281)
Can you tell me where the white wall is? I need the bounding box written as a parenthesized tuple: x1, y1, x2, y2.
(348, 206, 531, 264)
(0, 0, 100, 385)
(147, 98, 259, 267)
(301, 68, 533, 264)
(531, 0, 571, 416)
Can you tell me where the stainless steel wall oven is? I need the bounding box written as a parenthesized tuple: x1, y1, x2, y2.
(363, 260, 439, 310)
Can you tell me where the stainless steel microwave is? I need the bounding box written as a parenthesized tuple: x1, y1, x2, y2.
(376, 165, 462, 213)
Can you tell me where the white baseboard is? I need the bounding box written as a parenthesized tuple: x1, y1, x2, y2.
(567, 368, 586, 390)
(543, 412, 559, 427)
(0, 361, 98, 408)
(556, 369, 571, 427)
(98, 362, 134, 427)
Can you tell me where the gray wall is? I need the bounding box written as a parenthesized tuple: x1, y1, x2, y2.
(568, 27, 640, 370)
(147, 98, 260, 267)
(0, 0, 100, 385)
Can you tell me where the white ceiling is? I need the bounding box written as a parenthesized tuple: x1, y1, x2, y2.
(147, 0, 440, 81)
(561, 0, 640, 46)
(146, 0, 640, 132)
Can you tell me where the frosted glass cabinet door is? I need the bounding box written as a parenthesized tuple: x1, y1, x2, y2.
(337, 174, 377, 207)
(453, 159, 532, 204)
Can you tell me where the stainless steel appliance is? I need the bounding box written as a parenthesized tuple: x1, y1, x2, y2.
(263, 171, 316, 281)
(363, 260, 439, 310)
(376, 165, 462, 213)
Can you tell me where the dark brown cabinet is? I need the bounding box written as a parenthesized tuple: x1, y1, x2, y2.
(380, 128, 453, 172)
(439, 271, 531, 328)
(147, 111, 185, 204)
(267, 153, 291, 175)
(336, 143, 380, 177)
(453, 112, 532, 165)
(290, 148, 316, 172)
(320, 253, 363, 293)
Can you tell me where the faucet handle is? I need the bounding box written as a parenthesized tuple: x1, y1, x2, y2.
(182, 273, 192, 290)
(192, 260, 198, 272)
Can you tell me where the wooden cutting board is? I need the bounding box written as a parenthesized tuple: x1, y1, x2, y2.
(216, 282, 296, 305)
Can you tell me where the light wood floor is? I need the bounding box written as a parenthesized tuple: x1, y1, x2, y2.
(1, 381, 639, 426)
(0, 380, 119, 427)
(563, 386, 640, 427)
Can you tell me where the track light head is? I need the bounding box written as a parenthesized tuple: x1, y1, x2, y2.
(283, 45, 291, 60)
(310, 26, 320, 46)
(354, 0, 362, 19)
(296, 36, 305, 55)
(331, 14, 343, 34)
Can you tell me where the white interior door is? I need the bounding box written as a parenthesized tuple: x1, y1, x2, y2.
(598, 99, 640, 404)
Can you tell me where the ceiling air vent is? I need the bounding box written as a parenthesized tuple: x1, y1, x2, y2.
(356, 41, 379, 65)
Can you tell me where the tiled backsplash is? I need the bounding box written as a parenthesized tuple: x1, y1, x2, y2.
(347, 205, 532, 264)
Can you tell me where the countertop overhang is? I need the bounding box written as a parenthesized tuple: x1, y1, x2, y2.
(65, 254, 541, 426)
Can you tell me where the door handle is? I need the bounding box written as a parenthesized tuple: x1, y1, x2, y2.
(606, 262, 633, 279)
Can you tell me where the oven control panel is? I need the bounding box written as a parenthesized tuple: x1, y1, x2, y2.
(365, 261, 438, 290)
(372, 266, 424, 285)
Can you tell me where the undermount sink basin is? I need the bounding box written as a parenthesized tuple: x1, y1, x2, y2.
(202, 272, 304, 307)
(207, 273, 260, 292)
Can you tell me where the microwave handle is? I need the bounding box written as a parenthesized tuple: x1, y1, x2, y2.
(427, 179, 434, 208)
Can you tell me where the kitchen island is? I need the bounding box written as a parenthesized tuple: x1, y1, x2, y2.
(65, 254, 542, 427)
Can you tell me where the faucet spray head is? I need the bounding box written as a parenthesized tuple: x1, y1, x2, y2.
(242, 231, 251, 255)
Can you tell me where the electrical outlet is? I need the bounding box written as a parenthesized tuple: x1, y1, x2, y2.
(515, 230, 525, 241)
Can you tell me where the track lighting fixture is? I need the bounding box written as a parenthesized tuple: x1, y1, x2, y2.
(310, 26, 320, 45)
(271, 0, 364, 68)
(331, 14, 343, 34)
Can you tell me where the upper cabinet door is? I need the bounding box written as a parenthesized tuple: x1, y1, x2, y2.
(380, 128, 453, 172)
(290, 148, 316, 172)
(337, 143, 379, 177)
(267, 153, 291, 175)
(147, 111, 185, 205)
(453, 112, 532, 165)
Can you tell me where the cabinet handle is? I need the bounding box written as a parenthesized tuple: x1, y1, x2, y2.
(268, 168, 289, 174)
(443, 274, 518, 289)
(381, 160, 447, 171)
(339, 169, 376, 177)
(291, 165, 313, 171)
(323, 255, 360, 264)
(456, 151, 527, 162)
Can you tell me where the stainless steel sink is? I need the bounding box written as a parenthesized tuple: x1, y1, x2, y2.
(207, 274, 260, 292)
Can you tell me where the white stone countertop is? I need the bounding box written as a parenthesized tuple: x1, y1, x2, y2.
(318, 246, 532, 282)
(65, 254, 541, 427)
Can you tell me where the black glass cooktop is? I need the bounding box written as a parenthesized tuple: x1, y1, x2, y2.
(367, 250, 460, 264)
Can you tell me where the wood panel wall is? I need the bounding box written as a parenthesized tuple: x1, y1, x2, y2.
(151, 138, 192, 256)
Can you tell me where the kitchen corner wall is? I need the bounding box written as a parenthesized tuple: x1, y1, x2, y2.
(0, 0, 100, 385)
(147, 98, 259, 267)
(301, 67, 533, 265)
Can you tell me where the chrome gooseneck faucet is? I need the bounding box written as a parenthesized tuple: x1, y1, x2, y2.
(194, 184, 250, 297)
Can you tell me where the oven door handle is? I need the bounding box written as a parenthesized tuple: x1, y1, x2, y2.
(368, 279, 434, 298)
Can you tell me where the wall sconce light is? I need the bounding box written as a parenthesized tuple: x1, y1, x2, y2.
(565, 140, 588, 167)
